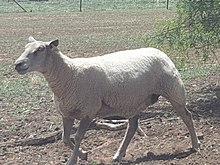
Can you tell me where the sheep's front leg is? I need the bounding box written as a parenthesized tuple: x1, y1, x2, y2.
(62, 117, 88, 160)
(66, 116, 91, 165)
(113, 115, 139, 162)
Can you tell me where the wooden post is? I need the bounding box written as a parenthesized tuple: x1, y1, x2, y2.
(80, 0, 82, 12)
(166, 0, 169, 10)
(13, 0, 27, 12)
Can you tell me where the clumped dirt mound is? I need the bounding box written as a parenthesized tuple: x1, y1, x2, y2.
(1, 72, 219, 165)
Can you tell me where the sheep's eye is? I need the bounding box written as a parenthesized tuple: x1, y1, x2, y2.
(37, 46, 45, 52)
(34, 46, 44, 55)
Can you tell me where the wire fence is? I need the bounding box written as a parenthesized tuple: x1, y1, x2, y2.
(0, 0, 179, 13)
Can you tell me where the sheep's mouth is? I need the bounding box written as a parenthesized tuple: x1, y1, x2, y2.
(15, 66, 29, 74)
(15, 67, 29, 75)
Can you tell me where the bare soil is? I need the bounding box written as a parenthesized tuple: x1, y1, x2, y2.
(1, 72, 220, 165)
(0, 10, 220, 165)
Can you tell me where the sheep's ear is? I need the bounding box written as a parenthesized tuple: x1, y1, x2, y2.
(49, 39, 59, 48)
(28, 36, 36, 43)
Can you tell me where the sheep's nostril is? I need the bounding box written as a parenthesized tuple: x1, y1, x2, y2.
(15, 62, 23, 70)
(15, 61, 28, 71)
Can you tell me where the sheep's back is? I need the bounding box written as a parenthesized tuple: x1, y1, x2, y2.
(98, 48, 178, 84)
(74, 48, 179, 112)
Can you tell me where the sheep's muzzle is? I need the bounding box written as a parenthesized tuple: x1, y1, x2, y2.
(15, 60, 29, 75)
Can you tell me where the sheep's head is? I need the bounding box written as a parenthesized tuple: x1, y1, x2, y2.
(15, 36, 59, 75)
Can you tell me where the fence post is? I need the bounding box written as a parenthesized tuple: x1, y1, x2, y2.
(80, 0, 82, 12)
(166, 0, 169, 9)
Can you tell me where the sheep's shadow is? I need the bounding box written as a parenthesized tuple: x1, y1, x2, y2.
(118, 149, 194, 165)
(187, 86, 220, 121)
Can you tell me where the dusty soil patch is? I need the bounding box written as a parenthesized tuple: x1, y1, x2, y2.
(1, 73, 219, 165)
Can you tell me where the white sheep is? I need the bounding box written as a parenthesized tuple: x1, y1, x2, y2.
(15, 37, 200, 165)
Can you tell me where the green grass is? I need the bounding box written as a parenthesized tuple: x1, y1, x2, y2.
(0, 0, 178, 13)
(180, 65, 220, 80)
(0, 62, 51, 120)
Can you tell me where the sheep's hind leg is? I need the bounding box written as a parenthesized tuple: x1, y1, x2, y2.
(170, 101, 200, 151)
(62, 117, 88, 161)
(66, 116, 91, 165)
(113, 115, 139, 162)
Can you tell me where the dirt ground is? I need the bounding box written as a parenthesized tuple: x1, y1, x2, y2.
(1, 72, 220, 165)
(0, 10, 220, 165)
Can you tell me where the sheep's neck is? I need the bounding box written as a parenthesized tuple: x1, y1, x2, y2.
(43, 50, 76, 99)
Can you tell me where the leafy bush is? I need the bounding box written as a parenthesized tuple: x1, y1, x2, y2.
(146, 0, 220, 67)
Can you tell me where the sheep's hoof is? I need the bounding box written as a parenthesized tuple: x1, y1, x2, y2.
(112, 153, 125, 162)
(190, 147, 199, 153)
(191, 141, 201, 152)
(66, 159, 77, 165)
(112, 156, 121, 162)
(79, 150, 88, 160)
(191, 145, 200, 152)
(65, 160, 71, 165)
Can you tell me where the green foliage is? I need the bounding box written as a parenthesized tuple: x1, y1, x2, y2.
(146, 0, 220, 67)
